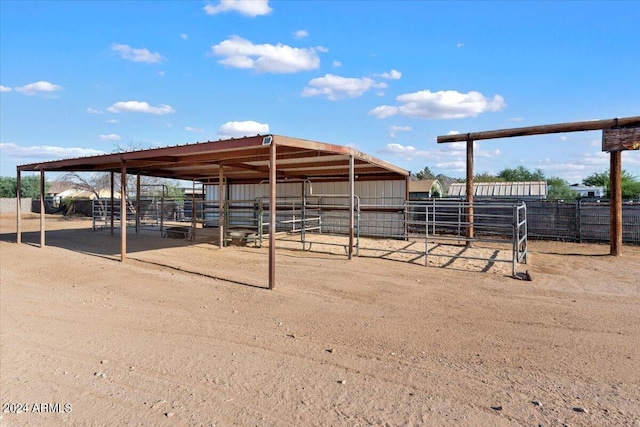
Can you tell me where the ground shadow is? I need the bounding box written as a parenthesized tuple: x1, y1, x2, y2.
(2, 228, 269, 289)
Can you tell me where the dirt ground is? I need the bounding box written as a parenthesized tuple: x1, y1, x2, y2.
(1, 214, 639, 426)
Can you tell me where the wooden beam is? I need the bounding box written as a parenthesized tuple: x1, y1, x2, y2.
(219, 165, 224, 249)
(269, 140, 276, 290)
(610, 151, 622, 255)
(466, 138, 474, 246)
(191, 180, 196, 241)
(121, 160, 127, 262)
(136, 172, 141, 235)
(16, 170, 21, 244)
(437, 116, 640, 143)
(40, 170, 45, 248)
(348, 155, 354, 260)
(110, 171, 114, 236)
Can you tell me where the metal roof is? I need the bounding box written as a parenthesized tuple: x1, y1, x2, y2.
(17, 134, 408, 183)
(448, 181, 547, 198)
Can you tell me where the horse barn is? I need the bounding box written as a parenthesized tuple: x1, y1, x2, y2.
(16, 134, 534, 288)
(15, 135, 418, 288)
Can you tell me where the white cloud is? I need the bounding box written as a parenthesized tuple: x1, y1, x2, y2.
(0, 142, 105, 161)
(332, 60, 342, 68)
(389, 125, 412, 138)
(559, 136, 568, 141)
(0, 85, 12, 92)
(179, 33, 188, 40)
(436, 160, 466, 171)
(14, 81, 62, 96)
(442, 141, 500, 158)
(379, 143, 434, 161)
(211, 36, 322, 73)
(293, 30, 308, 39)
(447, 130, 460, 135)
(111, 43, 165, 63)
(106, 101, 175, 115)
(580, 151, 609, 166)
(508, 117, 524, 122)
(204, 0, 271, 17)
(302, 74, 387, 101)
(217, 120, 269, 139)
(456, 42, 464, 48)
(368, 89, 506, 119)
(87, 107, 102, 114)
(379, 141, 500, 174)
(106, 119, 119, 124)
(185, 126, 205, 133)
(157, 71, 165, 77)
(99, 134, 121, 141)
(368, 105, 399, 119)
(376, 70, 402, 80)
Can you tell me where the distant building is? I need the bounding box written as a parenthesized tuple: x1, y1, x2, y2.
(408, 180, 444, 200)
(447, 181, 547, 200)
(569, 184, 606, 198)
(47, 181, 120, 206)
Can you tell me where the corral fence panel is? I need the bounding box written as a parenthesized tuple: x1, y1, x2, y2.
(468, 199, 640, 245)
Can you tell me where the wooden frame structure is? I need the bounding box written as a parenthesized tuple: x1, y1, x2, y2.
(437, 116, 640, 255)
(16, 135, 408, 289)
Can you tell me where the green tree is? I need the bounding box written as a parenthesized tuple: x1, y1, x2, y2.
(583, 169, 640, 199)
(497, 166, 545, 182)
(0, 176, 47, 198)
(0, 177, 14, 198)
(547, 177, 577, 200)
(582, 171, 610, 188)
(474, 172, 503, 182)
(415, 166, 435, 180)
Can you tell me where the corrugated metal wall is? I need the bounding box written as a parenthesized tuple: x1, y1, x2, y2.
(204, 180, 407, 237)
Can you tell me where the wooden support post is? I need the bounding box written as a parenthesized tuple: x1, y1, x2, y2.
(110, 171, 115, 236)
(40, 170, 45, 248)
(348, 155, 354, 260)
(405, 174, 410, 241)
(610, 151, 622, 255)
(16, 169, 21, 244)
(191, 180, 196, 241)
(466, 137, 474, 246)
(135, 172, 141, 235)
(120, 160, 127, 262)
(269, 140, 276, 290)
(219, 166, 224, 249)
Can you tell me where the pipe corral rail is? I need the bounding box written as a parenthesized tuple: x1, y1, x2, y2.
(92, 197, 528, 276)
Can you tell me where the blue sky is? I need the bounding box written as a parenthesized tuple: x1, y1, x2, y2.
(1, 0, 638, 183)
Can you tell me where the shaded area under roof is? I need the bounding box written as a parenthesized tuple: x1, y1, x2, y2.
(17, 135, 408, 183)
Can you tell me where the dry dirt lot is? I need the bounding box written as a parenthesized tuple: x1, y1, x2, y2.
(1, 214, 639, 426)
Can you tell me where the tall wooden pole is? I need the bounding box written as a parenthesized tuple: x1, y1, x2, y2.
(120, 160, 127, 262)
(135, 172, 141, 235)
(268, 140, 277, 289)
(610, 151, 622, 255)
(348, 155, 354, 260)
(110, 171, 115, 236)
(16, 170, 21, 244)
(219, 166, 224, 249)
(466, 137, 474, 246)
(40, 170, 45, 248)
(191, 180, 196, 241)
